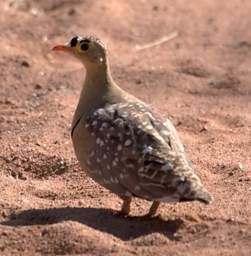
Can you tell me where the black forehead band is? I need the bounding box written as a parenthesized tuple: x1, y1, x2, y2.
(70, 36, 78, 47)
(69, 36, 104, 47)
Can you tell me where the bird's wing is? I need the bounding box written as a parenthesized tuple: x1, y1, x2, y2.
(86, 102, 209, 202)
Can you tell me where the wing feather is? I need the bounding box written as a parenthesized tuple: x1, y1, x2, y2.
(86, 102, 201, 201)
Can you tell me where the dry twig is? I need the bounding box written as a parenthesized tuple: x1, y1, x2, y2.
(135, 31, 178, 51)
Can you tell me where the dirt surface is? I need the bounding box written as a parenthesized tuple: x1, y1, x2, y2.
(0, 0, 250, 255)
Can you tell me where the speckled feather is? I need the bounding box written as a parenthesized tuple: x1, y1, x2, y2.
(84, 101, 211, 203)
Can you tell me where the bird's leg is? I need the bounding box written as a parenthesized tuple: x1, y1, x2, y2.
(147, 201, 160, 217)
(113, 196, 132, 217)
(120, 196, 132, 216)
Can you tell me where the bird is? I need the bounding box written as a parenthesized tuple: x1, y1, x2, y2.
(52, 35, 212, 217)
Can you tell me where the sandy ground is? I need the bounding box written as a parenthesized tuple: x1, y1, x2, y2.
(0, 0, 251, 255)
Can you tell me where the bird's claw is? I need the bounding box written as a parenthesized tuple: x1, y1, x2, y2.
(112, 209, 130, 218)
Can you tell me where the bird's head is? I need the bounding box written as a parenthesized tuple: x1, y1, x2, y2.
(52, 36, 107, 66)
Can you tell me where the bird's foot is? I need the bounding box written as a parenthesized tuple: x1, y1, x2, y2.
(112, 196, 132, 217)
(112, 209, 130, 218)
(144, 212, 161, 218)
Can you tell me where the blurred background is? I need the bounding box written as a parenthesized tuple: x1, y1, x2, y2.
(0, 0, 250, 255)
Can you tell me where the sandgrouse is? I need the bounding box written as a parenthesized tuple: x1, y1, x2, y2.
(52, 36, 212, 216)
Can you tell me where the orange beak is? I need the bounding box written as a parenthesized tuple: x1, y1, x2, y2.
(52, 45, 70, 51)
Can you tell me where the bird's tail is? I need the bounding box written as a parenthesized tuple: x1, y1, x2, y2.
(179, 185, 213, 204)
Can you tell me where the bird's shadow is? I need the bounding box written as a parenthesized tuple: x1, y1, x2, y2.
(1, 207, 184, 241)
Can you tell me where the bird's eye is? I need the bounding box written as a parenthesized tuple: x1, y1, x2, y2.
(80, 43, 89, 51)
(70, 36, 78, 47)
(75, 39, 91, 53)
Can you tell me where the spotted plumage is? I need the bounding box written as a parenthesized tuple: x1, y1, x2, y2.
(53, 35, 212, 216)
(84, 101, 211, 204)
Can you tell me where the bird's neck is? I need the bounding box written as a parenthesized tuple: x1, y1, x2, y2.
(83, 60, 113, 99)
(72, 58, 117, 127)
